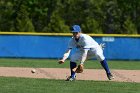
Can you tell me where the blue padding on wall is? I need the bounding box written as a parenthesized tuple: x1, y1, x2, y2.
(0, 35, 70, 58)
(0, 35, 140, 60)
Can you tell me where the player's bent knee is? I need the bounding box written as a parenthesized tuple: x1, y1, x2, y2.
(96, 54, 105, 62)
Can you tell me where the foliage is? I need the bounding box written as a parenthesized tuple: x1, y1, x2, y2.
(123, 17, 137, 34)
(43, 10, 70, 33)
(12, 1, 35, 32)
(0, 1, 14, 31)
(82, 17, 103, 34)
(0, 0, 140, 34)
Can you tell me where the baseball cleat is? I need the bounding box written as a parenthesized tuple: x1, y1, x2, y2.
(66, 76, 76, 81)
(107, 73, 114, 80)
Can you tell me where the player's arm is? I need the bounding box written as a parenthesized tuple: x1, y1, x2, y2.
(59, 38, 74, 64)
(80, 37, 90, 65)
(80, 48, 89, 65)
(75, 48, 89, 73)
(58, 48, 71, 64)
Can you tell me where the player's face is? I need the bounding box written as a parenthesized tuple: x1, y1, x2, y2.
(72, 32, 81, 39)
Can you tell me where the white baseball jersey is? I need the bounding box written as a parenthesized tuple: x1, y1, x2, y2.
(68, 34, 99, 50)
(62, 33, 105, 63)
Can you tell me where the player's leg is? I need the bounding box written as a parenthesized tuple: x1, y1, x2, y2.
(100, 59, 114, 80)
(87, 50, 111, 73)
(66, 52, 82, 81)
(70, 62, 77, 78)
(95, 47, 114, 80)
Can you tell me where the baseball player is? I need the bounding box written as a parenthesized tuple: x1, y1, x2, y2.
(58, 25, 114, 81)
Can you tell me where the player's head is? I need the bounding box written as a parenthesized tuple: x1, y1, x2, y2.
(71, 25, 81, 33)
(70, 25, 81, 39)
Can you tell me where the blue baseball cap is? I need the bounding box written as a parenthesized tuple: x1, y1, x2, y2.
(71, 25, 81, 32)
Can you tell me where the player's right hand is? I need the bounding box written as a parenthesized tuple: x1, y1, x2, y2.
(99, 43, 105, 50)
(58, 59, 65, 64)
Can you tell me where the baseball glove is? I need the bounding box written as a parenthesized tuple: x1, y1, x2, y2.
(75, 64, 84, 73)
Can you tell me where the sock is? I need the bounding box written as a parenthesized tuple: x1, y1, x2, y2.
(70, 62, 77, 78)
(100, 59, 111, 74)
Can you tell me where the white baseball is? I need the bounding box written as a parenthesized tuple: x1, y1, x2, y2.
(31, 69, 36, 73)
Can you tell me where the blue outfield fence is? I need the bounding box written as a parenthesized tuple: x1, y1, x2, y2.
(0, 32, 140, 60)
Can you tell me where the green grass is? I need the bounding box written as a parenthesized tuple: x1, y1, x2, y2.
(0, 77, 140, 93)
(0, 58, 140, 70)
(0, 58, 140, 93)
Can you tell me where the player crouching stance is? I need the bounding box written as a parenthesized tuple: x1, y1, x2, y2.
(58, 25, 114, 81)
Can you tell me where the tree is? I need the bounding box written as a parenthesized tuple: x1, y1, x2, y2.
(11, 1, 35, 32)
(123, 17, 137, 34)
(0, 1, 14, 31)
(0, 0, 140, 34)
(43, 11, 70, 33)
(82, 17, 102, 33)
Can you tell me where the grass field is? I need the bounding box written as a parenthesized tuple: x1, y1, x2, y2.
(0, 77, 140, 93)
(0, 58, 140, 93)
(0, 58, 140, 70)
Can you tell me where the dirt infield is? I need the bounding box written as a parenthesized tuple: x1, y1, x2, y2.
(0, 67, 140, 83)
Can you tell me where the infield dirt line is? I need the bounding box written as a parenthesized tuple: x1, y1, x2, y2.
(0, 67, 139, 83)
